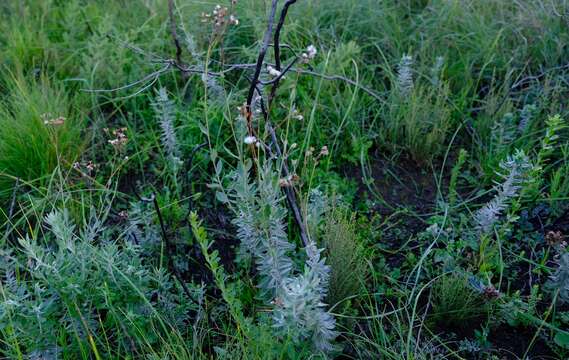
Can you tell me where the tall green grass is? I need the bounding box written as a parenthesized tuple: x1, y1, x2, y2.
(0, 72, 83, 201)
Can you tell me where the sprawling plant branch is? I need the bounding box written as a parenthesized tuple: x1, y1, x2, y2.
(84, 59, 384, 104)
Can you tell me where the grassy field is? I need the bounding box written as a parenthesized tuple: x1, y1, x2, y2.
(1, 0, 568, 358)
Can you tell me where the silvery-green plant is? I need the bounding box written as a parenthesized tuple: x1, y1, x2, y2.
(124, 199, 161, 249)
(183, 34, 225, 103)
(185, 34, 200, 61)
(517, 104, 537, 134)
(396, 54, 414, 97)
(473, 149, 532, 234)
(152, 87, 180, 170)
(224, 159, 337, 352)
(306, 188, 329, 237)
(430, 56, 444, 87)
(549, 252, 569, 303)
(273, 239, 337, 352)
(0, 209, 196, 358)
(490, 112, 516, 155)
(229, 160, 295, 296)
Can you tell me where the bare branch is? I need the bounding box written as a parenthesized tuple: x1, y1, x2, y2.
(259, 57, 300, 86)
(83, 63, 173, 93)
(242, 0, 310, 247)
(268, 0, 298, 106)
(244, 0, 280, 133)
(168, 0, 188, 79)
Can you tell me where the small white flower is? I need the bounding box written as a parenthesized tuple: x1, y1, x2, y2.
(302, 45, 318, 62)
(267, 65, 282, 78)
(306, 45, 317, 59)
(244, 135, 257, 145)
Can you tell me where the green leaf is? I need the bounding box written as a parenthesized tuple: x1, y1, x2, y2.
(554, 331, 569, 349)
(198, 122, 209, 136)
(215, 159, 223, 176)
(216, 191, 229, 204)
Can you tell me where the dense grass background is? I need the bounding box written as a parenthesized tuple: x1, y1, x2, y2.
(1, 0, 568, 358)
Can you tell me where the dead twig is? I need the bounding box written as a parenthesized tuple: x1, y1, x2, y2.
(83, 63, 173, 93)
(152, 194, 200, 305)
(268, 0, 298, 106)
(246, 0, 310, 247)
(294, 68, 386, 104)
(244, 0, 280, 134)
(185, 142, 207, 217)
(167, 0, 188, 79)
(131, 186, 199, 306)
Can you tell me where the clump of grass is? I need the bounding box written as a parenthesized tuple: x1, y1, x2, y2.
(381, 78, 452, 162)
(319, 207, 368, 308)
(429, 274, 489, 328)
(0, 73, 83, 201)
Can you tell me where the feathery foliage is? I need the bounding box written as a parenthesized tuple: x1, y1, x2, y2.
(474, 150, 532, 234)
(152, 87, 180, 168)
(396, 54, 414, 97)
(550, 253, 569, 303)
(229, 161, 295, 296)
(0, 209, 197, 358)
(225, 160, 337, 352)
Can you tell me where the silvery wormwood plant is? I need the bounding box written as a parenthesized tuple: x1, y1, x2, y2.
(473, 149, 533, 234)
(216, 159, 338, 353)
(152, 87, 181, 173)
(549, 252, 569, 303)
(397, 54, 414, 97)
(0, 209, 197, 357)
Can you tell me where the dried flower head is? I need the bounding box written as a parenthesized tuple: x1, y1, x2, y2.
(118, 210, 129, 221)
(201, 4, 238, 32)
(278, 174, 299, 188)
(43, 115, 66, 126)
(302, 45, 318, 62)
(292, 106, 304, 121)
(107, 127, 128, 151)
(546, 231, 565, 247)
(267, 65, 283, 78)
(244, 135, 257, 145)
